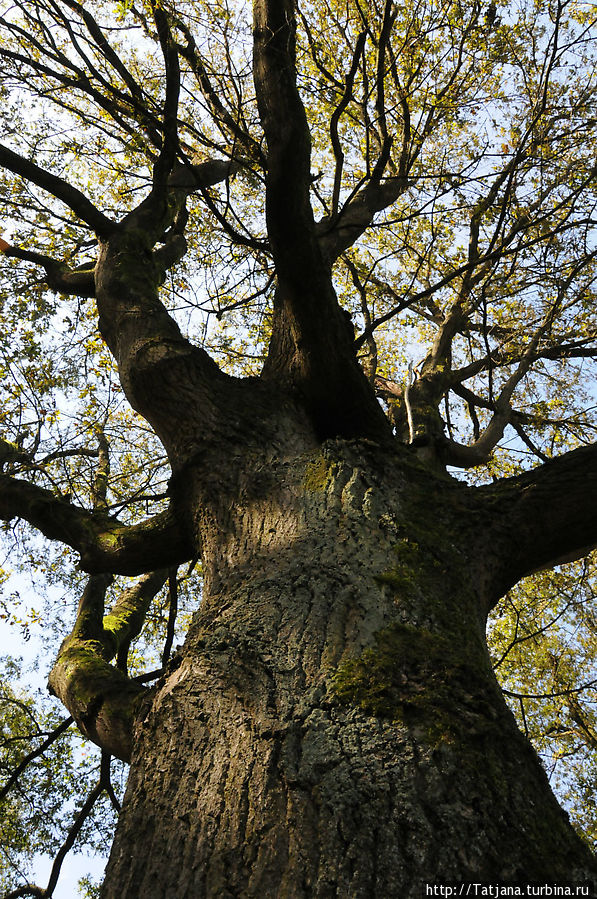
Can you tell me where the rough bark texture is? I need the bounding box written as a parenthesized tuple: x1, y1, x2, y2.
(101, 440, 597, 897)
(1, 1, 596, 894)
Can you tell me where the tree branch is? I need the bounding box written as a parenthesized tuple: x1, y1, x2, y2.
(479, 444, 597, 606)
(103, 569, 169, 656)
(253, 0, 391, 441)
(3, 754, 109, 898)
(60, 0, 150, 111)
(329, 31, 368, 218)
(317, 174, 410, 262)
(45, 434, 170, 762)
(0, 474, 194, 575)
(0, 717, 73, 803)
(0, 144, 115, 237)
(48, 571, 168, 760)
(1, 243, 96, 297)
(40, 768, 108, 896)
(161, 567, 179, 666)
(175, 19, 265, 167)
(149, 0, 181, 188)
(252, 0, 329, 287)
(442, 312, 551, 467)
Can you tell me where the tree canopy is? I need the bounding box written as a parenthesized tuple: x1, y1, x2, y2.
(0, 0, 595, 894)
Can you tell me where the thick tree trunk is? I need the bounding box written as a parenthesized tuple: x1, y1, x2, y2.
(101, 440, 597, 897)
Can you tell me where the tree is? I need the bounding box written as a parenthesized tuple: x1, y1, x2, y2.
(0, 0, 596, 894)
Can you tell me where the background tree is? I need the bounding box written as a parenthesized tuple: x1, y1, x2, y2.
(0, 0, 596, 895)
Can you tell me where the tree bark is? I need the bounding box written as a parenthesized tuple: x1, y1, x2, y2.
(252, 0, 392, 444)
(100, 440, 597, 897)
(0, 2, 595, 893)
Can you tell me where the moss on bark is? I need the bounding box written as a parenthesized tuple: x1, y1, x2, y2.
(330, 621, 495, 743)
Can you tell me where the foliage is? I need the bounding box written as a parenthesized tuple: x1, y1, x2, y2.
(0, 0, 594, 892)
(488, 556, 597, 851)
(0, 658, 122, 893)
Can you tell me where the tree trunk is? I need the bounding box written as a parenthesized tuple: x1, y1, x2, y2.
(101, 440, 597, 897)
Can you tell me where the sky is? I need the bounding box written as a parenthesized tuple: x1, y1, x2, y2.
(0, 609, 110, 898)
(32, 853, 107, 899)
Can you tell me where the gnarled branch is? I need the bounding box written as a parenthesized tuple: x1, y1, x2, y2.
(48, 570, 168, 761)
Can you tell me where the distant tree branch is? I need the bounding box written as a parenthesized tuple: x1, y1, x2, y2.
(38, 769, 107, 897)
(502, 680, 597, 701)
(329, 30, 368, 218)
(174, 18, 265, 167)
(2, 750, 111, 898)
(0, 2, 164, 149)
(2, 883, 44, 898)
(442, 306, 557, 467)
(60, 0, 150, 112)
(195, 182, 267, 252)
(567, 694, 597, 752)
(450, 338, 597, 387)
(315, 0, 486, 262)
(353, 173, 597, 352)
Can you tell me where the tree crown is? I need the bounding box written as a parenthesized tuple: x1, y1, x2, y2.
(0, 0, 596, 892)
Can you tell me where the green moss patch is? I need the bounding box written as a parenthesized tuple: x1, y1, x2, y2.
(331, 622, 497, 743)
(303, 454, 332, 491)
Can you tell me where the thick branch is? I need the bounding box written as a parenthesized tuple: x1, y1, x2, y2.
(167, 158, 240, 192)
(49, 571, 167, 761)
(253, 0, 391, 441)
(103, 569, 169, 654)
(0, 144, 115, 236)
(150, 0, 181, 188)
(317, 175, 410, 262)
(253, 0, 317, 276)
(479, 444, 597, 606)
(48, 627, 143, 762)
(2, 157, 237, 306)
(46, 433, 168, 762)
(329, 31, 368, 217)
(1, 244, 95, 297)
(0, 474, 194, 574)
(91, 157, 242, 456)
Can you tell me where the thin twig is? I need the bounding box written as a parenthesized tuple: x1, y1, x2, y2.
(0, 717, 73, 802)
